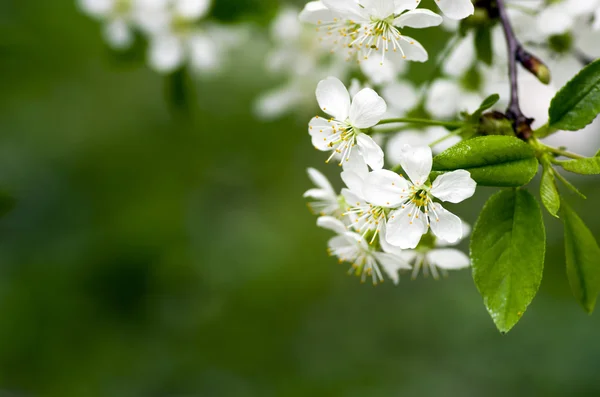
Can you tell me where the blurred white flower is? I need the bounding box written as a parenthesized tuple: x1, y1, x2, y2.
(309, 77, 386, 169)
(415, 0, 474, 20)
(304, 168, 342, 217)
(386, 126, 460, 164)
(363, 145, 475, 249)
(78, 0, 142, 49)
(318, 216, 411, 285)
(300, 0, 442, 64)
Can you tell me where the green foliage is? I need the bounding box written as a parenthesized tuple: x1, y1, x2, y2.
(470, 94, 500, 122)
(474, 26, 493, 66)
(432, 136, 538, 187)
(558, 157, 600, 175)
(561, 200, 600, 313)
(549, 59, 600, 131)
(554, 171, 587, 199)
(540, 157, 560, 218)
(471, 189, 546, 333)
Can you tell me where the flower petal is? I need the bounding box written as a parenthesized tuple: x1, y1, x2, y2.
(398, 36, 428, 62)
(436, 0, 474, 20)
(189, 33, 219, 72)
(317, 216, 348, 234)
(316, 77, 351, 121)
(430, 170, 476, 203)
(373, 252, 412, 284)
(103, 19, 134, 50)
(148, 35, 185, 73)
(429, 203, 462, 244)
(394, 0, 419, 13)
(299, 1, 335, 24)
(341, 170, 365, 195)
(349, 88, 387, 128)
(398, 144, 432, 187)
(436, 222, 470, 247)
(322, 0, 362, 17)
(363, 169, 410, 207)
(342, 149, 369, 177)
(356, 133, 384, 170)
(175, 0, 211, 19)
(307, 168, 336, 195)
(425, 79, 461, 119)
(395, 9, 442, 29)
(427, 248, 470, 269)
(386, 204, 427, 249)
(309, 116, 336, 151)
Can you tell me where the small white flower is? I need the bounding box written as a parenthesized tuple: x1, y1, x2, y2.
(386, 126, 461, 163)
(363, 145, 476, 249)
(304, 168, 342, 217)
(309, 77, 386, 169)
(300, 0, 442, 64)
(78, 0, 139, 49)
(414, 0, 474, 20)
(318, 216, 411, 285)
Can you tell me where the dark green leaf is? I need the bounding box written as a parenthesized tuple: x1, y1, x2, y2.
(475, 26, 493, 66)
(471, 189, 546, 333)
(561, 199, 600, 313)
(432, 136, 538, 187)
(559, 157, 600, 175)
(471, 94, 501, 122)
(548, 59, 600, 131)
(540, 158, 560, 217)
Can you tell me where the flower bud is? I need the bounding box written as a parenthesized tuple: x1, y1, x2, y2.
(517, 48, 552, 85)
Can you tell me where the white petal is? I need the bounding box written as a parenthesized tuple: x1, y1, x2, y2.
(436, 221, 470, 247)
(430, 170, 476, 203)
(189, 33, 219, 72)
(373, 252, 411, 284)
(386, 205, 428, 249)
(443, 33, 475, 78)
(175, 0, 211, 19)
(537, 4, 573, 35)
(394, 0, 419, 13)
(103, 19, 133, 50)
(381, 81, 418, 114)
(425, 79, 461, 119)
(427, 248, 470, 269)
(429, 203, 462, 244)
(299, 1, 335, 24)
(307, 168, 336, 195)
(349, 88, 387, 128)
(398, 144, 432, 187)
(362, 169, 410, 207)
(148, 35, 185, 73)
(395, 9, 442, 29)
(359, 56, 406, 85)
(78, 0, 113, 16)
(398, 36, 428, 62)
(254, 84, 302, 120)
(356, 134, 384, 170)
(308, 117, 335, 151)
(316, 77, 351, 121)
(322, 0, 362, 17)
(341, 170, 365, 195)
(317, 216, 348, 234)
(436, 0, 474, 20)
(342, 149, 369, 177)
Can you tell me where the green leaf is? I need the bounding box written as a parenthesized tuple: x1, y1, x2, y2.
(548, 59, 600, 131)
(471, 189, 546, 333)
(554, 171, 587, 199)
(540, 158, 560, 217)
(559, 157, 600, 175)
(432, 136, 538, 187)
(561, 199, 600, 313)
(475, 26, 493, 66)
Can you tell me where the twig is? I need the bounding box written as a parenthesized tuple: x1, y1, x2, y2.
(496, 0, 533, 140)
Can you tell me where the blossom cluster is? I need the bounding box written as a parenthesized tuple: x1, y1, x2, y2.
(77, 0, 245, 74)
(305, 77, 475, 284)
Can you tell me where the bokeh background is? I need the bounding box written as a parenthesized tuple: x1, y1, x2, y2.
(1, 1, 600, 396)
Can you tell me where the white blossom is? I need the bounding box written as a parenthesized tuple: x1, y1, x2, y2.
(300, 0, 443, 65)
(363, 145, 475, 249)
(78, 0, 143, 49)
(414, 0, 474, 20)
(304, 168, 342, 217)
(318, 216, 411, 285)
(309, 77, 386, 169)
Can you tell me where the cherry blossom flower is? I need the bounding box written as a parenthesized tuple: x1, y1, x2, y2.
(78, 0, 143, 49)
(300, 0, 443, 65)
(415, 0, 474, 20)
(318, 216, 411, 285)
(309, 77, 386, 169)
(363, 145, 476, 249)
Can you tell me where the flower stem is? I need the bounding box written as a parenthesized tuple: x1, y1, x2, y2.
(428, 127, 464, 148)
(541, 144, 585, 160)
(377, 118, 464, 129)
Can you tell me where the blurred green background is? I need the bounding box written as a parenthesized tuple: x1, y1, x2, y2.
(1, 1, 600, 396)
